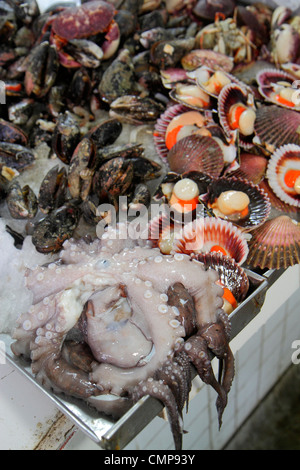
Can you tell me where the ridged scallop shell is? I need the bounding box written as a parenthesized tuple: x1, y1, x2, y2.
(259, 179, 299, 215)
(153, 103, 213, 161)
(205, 176, 271, 230)
(218, 83, 255, 150)
(225, 152, 268, 185)
(173, 217, 249, 265)
(167, 134, 224, 177)
(256, 68, 300, 110)
(254, 105, 300, 151)
(246, 215, 300, 269)
(266, 144, 300, 208)
(191, 252, 249, 303)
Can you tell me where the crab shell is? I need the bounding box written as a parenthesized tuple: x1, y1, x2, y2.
(52, 0, 115, 40)
(218, 83, 256, 150)
(266, 144, 300, 208)
(204, 176, 271, 231)
(256, 68, 300, 111)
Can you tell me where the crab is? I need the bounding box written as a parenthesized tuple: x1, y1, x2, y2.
(196, 13, 257, 64)
(41, 0, 120, 68)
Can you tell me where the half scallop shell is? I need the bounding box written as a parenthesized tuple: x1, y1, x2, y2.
(246, 215, 300, 269)
(191, 251, 250, 304)
(266, 144, 300, 208)
(218, 83, 256, 149)
(254, 105, 300, 151)
(167, 134, 224, 177)
(153, 103, 213, 161)
(256, 68, 300, 111)
(173, 217, 249, 265)
(204, 176, 271, 230)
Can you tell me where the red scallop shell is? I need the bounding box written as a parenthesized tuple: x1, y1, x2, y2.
(153, 103, 211, 161)
(191, 251, 249, 303)
(173, 217, 249, 265)
(246, 215, 300, 269)
(254, 105, 300, 150)
(218, 83, 256, 150)
(256, 68, 300, 110)
(204, 176, 271, 231)
(167, 134, 225, 177)
(266, 144, 300, 208)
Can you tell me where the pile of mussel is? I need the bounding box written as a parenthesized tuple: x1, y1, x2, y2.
(0, 0, 300, 312)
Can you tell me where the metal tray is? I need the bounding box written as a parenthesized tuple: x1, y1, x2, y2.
(0, 268, 282, 450)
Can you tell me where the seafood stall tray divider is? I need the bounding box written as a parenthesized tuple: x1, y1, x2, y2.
(0, 268, 282, 450)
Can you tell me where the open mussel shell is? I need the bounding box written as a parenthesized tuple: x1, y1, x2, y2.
(246, 215, 300, 269)
(256, 68, 300, 111)
(191, 251, 250, 304)
(254, 105, 300, 151)
(167, 134, 224, 177)
(153, 103, 212, 161)
(218, 83, 256, 150)
(173, 217, 249, 265)
(204, 176, 271, 231)
(266, 144, 300, 208)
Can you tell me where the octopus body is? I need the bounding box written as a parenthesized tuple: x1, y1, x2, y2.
(11, 223, 234, 450)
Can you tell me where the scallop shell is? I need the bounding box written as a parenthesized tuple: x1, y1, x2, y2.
(218, 83, 256, 150)
(225, 152, 268, 185)
(254, 105, 300, 151)
(266, 144, 300, 208)
(196, 66, 248, 99)
(191, 252, 249, 303)
(246, 215, 300, 269)
(181, 49, 234, 73)
(167, 134, 225, 177)
(173, 217, 249, 265)
(259, 179, 299, 215)
(205, 176, 271, 230)
(169, 82, 212, 111)
(153, 103, 213, 161)
(256, 68, 300, 110)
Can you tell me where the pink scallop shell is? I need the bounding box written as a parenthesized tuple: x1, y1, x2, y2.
(256, 68, 300, 110)
(266, 144, 300, 208)
(254, 105, 300, 150)
(153, 103, 192, 161)
(218, 83, 255, 150)
(205, 176, 272, 231)
(191, 251, 249, 303)
(167, 134, 225, 177)
(153, 103, 213, 162)
(246, 215, 300, 269)
(173, 217, 249, 265)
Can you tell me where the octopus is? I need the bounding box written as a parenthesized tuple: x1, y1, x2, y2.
(11, 223, 234, 450)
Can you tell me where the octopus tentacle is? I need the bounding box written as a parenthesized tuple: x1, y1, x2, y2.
(131, 378, 183, 451)
(155, 357, 191, 417)
(182, 334, 227, 428)
(174, 351, 193, 413)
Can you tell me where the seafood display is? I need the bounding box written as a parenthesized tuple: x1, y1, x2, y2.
(0, 0, 299, 451)
(11, 223, 234, 450)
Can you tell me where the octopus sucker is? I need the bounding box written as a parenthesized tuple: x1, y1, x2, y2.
(11, 223, 234, 450)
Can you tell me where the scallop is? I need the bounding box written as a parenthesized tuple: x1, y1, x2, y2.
(267, 144, 300, 208)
